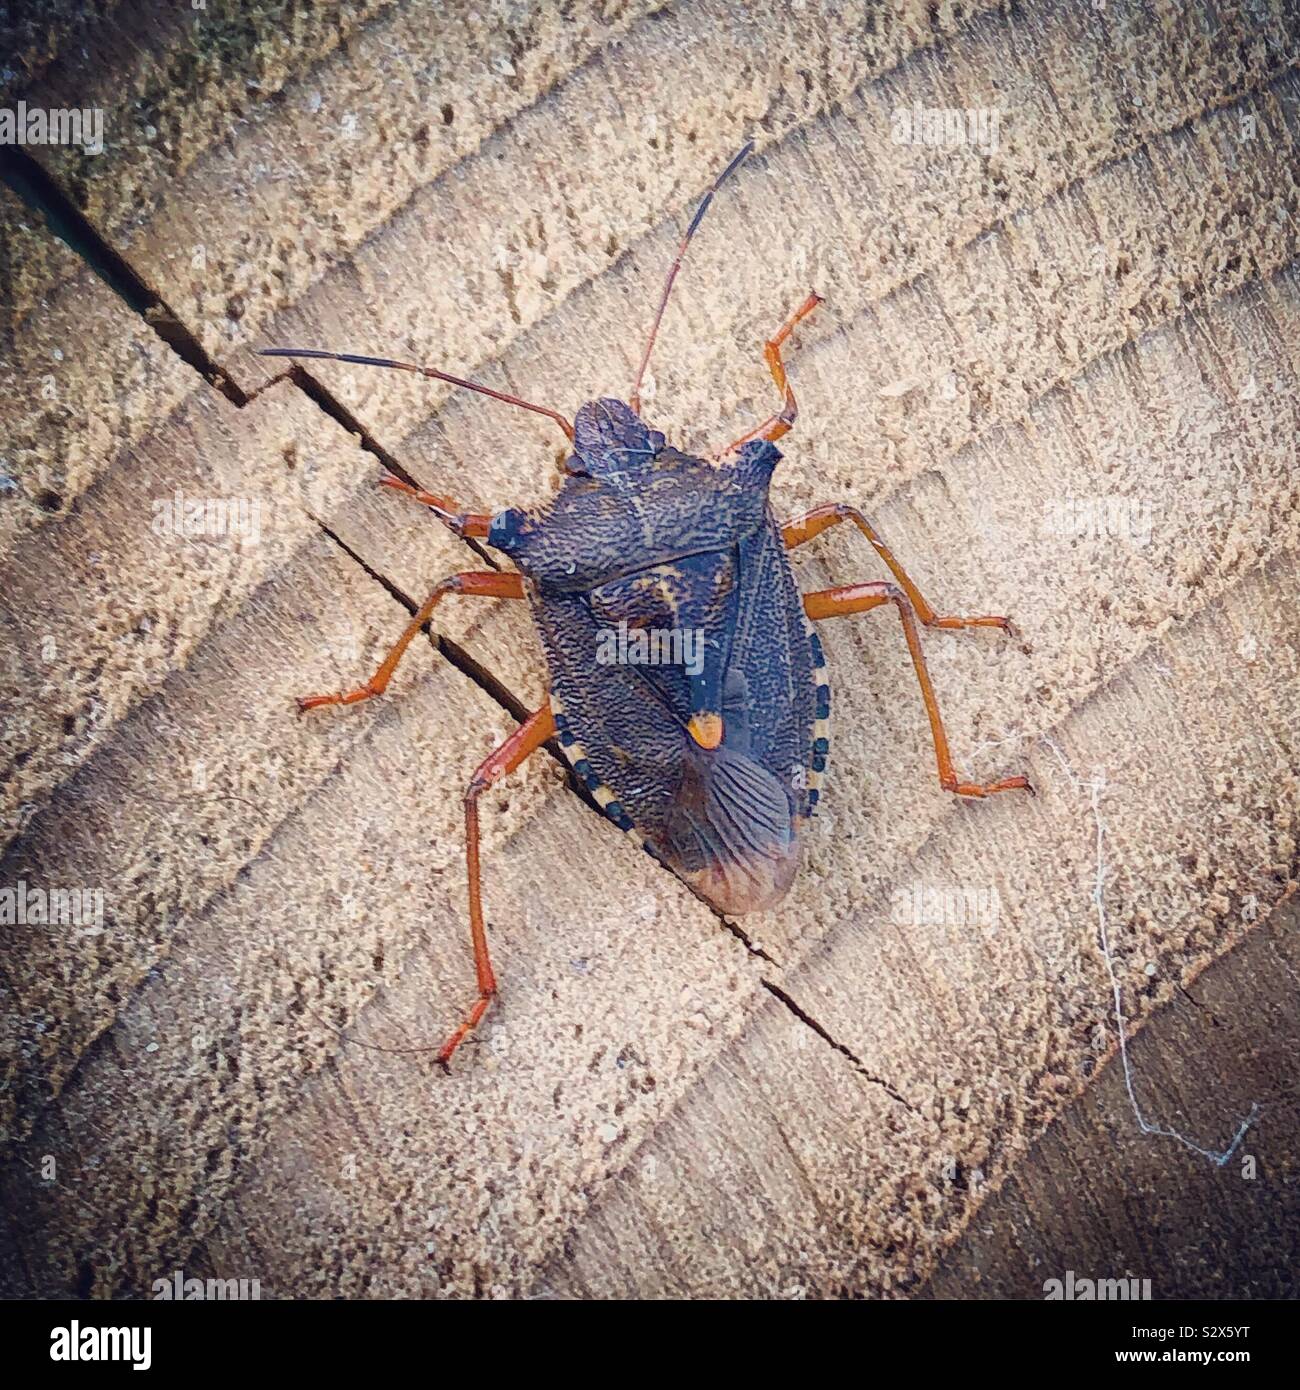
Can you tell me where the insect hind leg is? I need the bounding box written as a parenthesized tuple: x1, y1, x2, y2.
(803, 581, 1031, 800)
(439, 700, 557, 1068)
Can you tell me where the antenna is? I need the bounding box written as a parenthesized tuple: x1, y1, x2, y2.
(629, 139, 755, 415)
(258, 348, 574, 440)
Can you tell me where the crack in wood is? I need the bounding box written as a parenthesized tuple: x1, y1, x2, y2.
(0, 145, 247, 404)
(761, 979, 918, 1112)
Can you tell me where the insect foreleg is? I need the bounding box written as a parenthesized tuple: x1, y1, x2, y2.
(784, 503, 1012, 631)
(803, 581, 1031, 800)
(296, 571, 525, 711)
(717, 291, 822, 454)
(439, 700, 557, 1068)
(376, 473, 493, 538)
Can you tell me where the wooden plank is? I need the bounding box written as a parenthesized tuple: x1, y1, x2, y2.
(0, 532, 417, 1146)
(6, 0, 398, 304)
(20, 0, 1003, 398)
(921, 893, 1300, 1300)
(0, 381, 385, 844)
(3, 0, 1299, 1300)
(532, 552, 1300, 1297)
(0, 187, 194, 562)
(261, 0, 1298, 486)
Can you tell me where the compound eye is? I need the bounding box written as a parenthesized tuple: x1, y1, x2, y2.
(487, 507, 526, 552)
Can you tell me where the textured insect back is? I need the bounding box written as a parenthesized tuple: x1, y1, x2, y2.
(486, 504, 531, 554)
(550, 694, 644, 844)
(497, 422, 764, 589)
(732, 437, 783, 486)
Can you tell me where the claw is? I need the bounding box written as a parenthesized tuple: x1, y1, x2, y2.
(930, 613, 1011, 631)
(948, 773, 1032, 799)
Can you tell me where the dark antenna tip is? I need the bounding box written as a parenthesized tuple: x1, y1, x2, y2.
(630, 138, 756, 412)
(256, 347, 575, 440)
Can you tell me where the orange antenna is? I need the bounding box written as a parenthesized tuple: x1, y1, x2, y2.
(259, 348, 574, 440)
(629, 139, 755, 416)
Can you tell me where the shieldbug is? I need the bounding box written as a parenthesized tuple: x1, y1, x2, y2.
(262, 141, 1030, 1067)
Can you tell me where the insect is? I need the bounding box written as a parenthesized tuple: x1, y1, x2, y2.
(262, 141, 1030, 1067)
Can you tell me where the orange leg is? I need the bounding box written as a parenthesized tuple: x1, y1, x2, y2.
(804, 581, 1031, 799)
(297, 571, 525, 710)
(377, 472, 492, 539)
(439, 701, 557, 1068)
(783, 503, 1011, 631)
(718, 291, 823, 454)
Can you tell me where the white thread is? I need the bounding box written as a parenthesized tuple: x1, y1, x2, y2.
(1040, 734, 1258, 1166)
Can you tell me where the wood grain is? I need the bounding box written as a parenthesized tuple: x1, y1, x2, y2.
(1, 0, 1297, 1298)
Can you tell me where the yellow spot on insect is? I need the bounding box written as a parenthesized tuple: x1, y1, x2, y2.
(688, 712, 723, 749)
